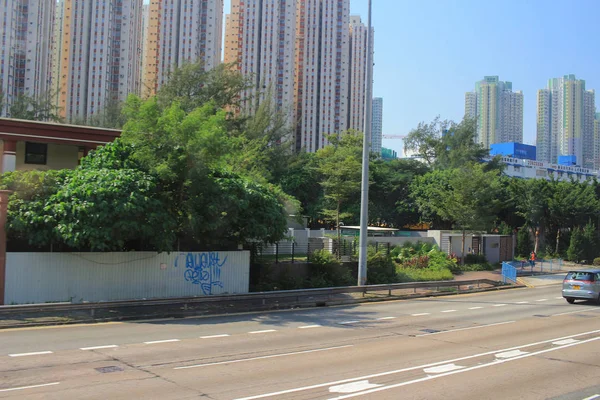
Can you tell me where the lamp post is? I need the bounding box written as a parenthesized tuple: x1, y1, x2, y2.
(357, 0, 373, 286)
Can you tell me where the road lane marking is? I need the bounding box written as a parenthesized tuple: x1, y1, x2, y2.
(235, 328, 600, 400)
(440, 310, 456, 313)
(326, 335, 600, 399)
(516, 301, 529, 304)
(299, 325, 322, 329)
(581, 395, 600, 400)
(536, 299, 549, 302)
(495, 350, 528, 359)
(80, 345, 118, 350)
(9, 351, 53, 357)
(424, 363, 464, 374)
(0, 382, 60, 392)
(174, 345, 353, 370)
(329, 381, 382, 394)
(200, 334, 230, 339)
(411, 313, 430, 316)
(144, 339, 180, 344)
(338, 321, 360, 325)
(493, 304, 507, 307)
(555, 297, 564, 299)
(415, 321, 516, 337)
(376, 317, 396, 320)
(553, 338, 579, 345)
(468, 307, 483, 310)
(551, 308, 600, 317)
(249, 330, 277, 334)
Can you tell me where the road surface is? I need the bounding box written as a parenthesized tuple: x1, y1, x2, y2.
(1, 284, 599, 399)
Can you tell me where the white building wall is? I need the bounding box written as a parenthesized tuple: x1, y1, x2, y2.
(583, 89, 595, 169)
(491, 156, 598, 183)
(348, 16, 369, 133)
(465, 92, 477, 120)
(536, 89, 551, 163)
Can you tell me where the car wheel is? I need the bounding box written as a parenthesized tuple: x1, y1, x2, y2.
(566, 298, 575, 304)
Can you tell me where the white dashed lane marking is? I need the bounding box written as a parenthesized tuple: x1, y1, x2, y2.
(377, 317, 396, 320)
(536, 299, 549, 302)
(9, 351, 53, 357)
(441, 310, 457, 313)
(80, 345, 118, 350)
(249, 330, 277, 334)
(411, 313, 430, 316)
(144, 339, 180, 345)
(299, 325, 322, 329)
(0, 382, 60, 393)
(493, 304, 507, 307)
(338, 321, 360, 325)
(200, 334, 230, 339)
(468, 306, 483, 310)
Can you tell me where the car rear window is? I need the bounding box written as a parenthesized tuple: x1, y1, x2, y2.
(565, 272, 595, 281)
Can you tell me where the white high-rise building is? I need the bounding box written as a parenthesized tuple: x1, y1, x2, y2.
(295, 0, 350, 152)
(536, 75, 595, 168)
(371, 97, 383, 156)
(0, 0, 55, 117)
(464, 92, 477, 120)
(465, 76, 523, 148)
(57, 0, 144, 121)
(224, 0, 296, 125)
(149, 0, 224, 91)
(51, 0, 65, 110)
(594, 113, 600, 170)
(347, 16, 373, 133)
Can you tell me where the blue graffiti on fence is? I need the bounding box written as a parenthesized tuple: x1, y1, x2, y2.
(174, 252, 227, 295)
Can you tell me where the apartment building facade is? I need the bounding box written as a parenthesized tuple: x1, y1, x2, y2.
(536, 75, 595, 168)
(0, 0, 55, 117)
(465, 76, 523, 148)
(56, 0, 143, 122)
(142, 0, 223, 94)
(371, 97, 383, 156)
(295, 0, 351, 152)
(224, 0, 296, 124)
(347, 16, 373, 134)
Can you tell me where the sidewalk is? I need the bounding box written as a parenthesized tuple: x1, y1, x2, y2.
(453, 269, 567, 288)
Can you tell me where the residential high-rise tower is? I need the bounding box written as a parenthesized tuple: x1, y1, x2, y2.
(371, 97, 383, 156)
(536, 75, 596, 168)
(465, 76, 523, 148)
(224, 0, 297, 124)
(57, 0, 144, 122)
(295, 0, 351, 152)
(347, 16, 373, 133)
(0, 0, 56, 117)
(143, 0, 224, 96)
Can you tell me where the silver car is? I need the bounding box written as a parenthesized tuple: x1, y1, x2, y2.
(562, 269, 600, 304)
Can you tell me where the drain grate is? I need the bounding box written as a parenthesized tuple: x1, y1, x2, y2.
(420, 328, 441, 334)
(95, 366, 124, 373)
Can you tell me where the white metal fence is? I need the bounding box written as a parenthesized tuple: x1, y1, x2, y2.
(5, 251, 250, 305)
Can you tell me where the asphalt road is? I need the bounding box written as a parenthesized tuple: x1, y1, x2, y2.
(1, 283, 599, 400)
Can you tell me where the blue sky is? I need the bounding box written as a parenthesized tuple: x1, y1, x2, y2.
(172, 0, 600, 156)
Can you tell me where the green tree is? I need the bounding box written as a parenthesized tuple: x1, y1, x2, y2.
(316, 132, 362, 248)
(156, 62, 251, 113)
(403, 117, 490, 170)
(516, 226, 533, 257)
(9, 91, 62, 122)
(582, 221, 598, 262)
(510, 178, 550, 253)
(567, 227, 584, 263)
(412, 163, 503, 264)
(86, 96, 127, 129)
(369, 158, 428, 228)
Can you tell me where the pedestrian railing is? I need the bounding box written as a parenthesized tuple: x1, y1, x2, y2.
(501, 262, 518, 284)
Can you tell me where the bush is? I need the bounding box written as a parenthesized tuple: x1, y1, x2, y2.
(307, 249, 354, 288)
(593, 257, 600, 266)
(452, 263, 496, 272)
(366, 247, 396, 284)
(396, 267, 453, 282)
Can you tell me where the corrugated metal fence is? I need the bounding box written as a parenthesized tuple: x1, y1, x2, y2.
(5, 251, 250, 305)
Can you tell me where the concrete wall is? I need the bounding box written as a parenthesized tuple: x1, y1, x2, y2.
(5, 251, 250, 304)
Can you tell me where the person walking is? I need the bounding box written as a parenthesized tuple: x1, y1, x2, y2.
(529, 251, 536, 268)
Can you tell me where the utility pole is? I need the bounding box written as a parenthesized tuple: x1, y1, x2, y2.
(357, 0, 373, 286)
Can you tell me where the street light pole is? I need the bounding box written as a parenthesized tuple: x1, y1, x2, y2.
(357, 0, 373, 286)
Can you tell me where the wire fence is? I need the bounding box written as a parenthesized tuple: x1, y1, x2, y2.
(251, 240, 393, 264)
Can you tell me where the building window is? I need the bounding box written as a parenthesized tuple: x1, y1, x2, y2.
(25, 142, 47, 165)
